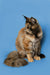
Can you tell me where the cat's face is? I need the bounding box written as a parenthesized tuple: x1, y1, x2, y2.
(24, 16, 39, 35)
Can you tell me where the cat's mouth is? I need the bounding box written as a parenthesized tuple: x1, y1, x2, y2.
(26, 32, 33, 36)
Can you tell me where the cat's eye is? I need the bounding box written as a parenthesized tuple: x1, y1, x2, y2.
(29, 22, 32, 24)
(29, 22, 33, 25)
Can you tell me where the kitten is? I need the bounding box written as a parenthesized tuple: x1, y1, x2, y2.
(4, 16, 45, 67)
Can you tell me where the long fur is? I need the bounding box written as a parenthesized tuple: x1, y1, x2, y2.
(4, 16, 45, 67)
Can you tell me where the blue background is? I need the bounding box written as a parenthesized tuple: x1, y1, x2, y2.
(0, 0, 50, 75)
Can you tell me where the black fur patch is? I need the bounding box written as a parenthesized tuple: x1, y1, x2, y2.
(7, 58, 11, 60)
(38, 54, 45, 58)
(12, 62, 15, 66)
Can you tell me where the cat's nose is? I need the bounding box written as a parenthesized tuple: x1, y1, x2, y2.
(32, 26, 35, 29)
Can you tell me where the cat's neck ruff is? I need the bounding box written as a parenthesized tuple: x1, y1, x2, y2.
(25, 34, 35, 42)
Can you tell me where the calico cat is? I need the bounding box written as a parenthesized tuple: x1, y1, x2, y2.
(4, 16, 45, 67)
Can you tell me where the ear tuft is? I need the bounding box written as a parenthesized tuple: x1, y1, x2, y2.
(22, 15, 28, 20)
(24, 16, 28, 19)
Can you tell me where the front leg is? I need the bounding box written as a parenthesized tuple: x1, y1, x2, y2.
(23, 38, 34, 62)
(34, 55, 41, 60)
(27, 53, 34, 62)
(34, 46, 41, 60)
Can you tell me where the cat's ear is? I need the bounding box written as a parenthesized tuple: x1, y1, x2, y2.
(31, 17, 34, 19)
(24, 16, 28, 19)
(31, 17, 35, 21)
(23, 15, 30, 23)
(23, 15, 29, 20)
(31, 17, 38, 23)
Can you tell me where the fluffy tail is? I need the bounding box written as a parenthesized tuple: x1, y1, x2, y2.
(4, 51, 28, 67)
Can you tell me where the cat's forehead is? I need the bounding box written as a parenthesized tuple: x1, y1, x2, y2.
(24, 16, 38, 25)
(27, 17, 36, 22)
(28, 17, 37, 23)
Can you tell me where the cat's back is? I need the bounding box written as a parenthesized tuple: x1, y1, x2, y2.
(16, 27, 25, 40)
(16, 27, 25, 49)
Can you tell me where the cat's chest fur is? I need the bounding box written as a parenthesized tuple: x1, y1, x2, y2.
(24, 35, 40, 50)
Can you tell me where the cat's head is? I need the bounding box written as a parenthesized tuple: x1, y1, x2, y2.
(24, 16, 39, 35)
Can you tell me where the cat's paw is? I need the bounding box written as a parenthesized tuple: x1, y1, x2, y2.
(28, 58, 34, 62)
(34, 56, 41, 60)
